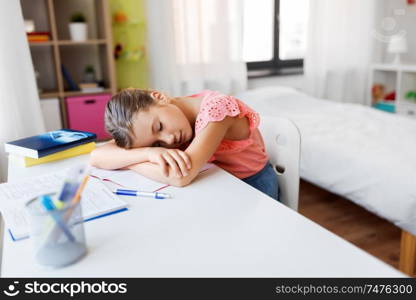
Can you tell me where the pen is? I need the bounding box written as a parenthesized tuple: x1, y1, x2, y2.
(113, 189, 172, 199)
(46, 167, 90, 243)
(58, 165, 88, 202)
(40, 195, 75, 242)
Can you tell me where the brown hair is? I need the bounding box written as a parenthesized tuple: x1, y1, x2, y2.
(105, 88, 155, 148)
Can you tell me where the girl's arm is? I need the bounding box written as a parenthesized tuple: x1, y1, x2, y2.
(128, 116, 235, 187)
(90, 140, 151, 169)
(90, 140, 191, 176)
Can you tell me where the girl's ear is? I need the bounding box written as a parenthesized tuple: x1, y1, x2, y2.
(149, 91, 170, 104)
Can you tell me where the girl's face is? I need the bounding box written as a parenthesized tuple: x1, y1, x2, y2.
(131, 102, 193, 149)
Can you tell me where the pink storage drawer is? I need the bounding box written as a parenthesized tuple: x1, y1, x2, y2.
(65, 93, 112, 140)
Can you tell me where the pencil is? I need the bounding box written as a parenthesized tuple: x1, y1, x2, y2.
(70, 175, 90, 206)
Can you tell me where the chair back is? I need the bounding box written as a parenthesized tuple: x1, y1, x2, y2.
(259, 116, 301, 210)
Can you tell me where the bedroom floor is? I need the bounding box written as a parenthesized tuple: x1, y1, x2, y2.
(298, 180, 406, 274)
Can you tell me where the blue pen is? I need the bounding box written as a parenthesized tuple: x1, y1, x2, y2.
(57, 165, 88, 203)
(40, 195, 75, 242)
(113, 189, 172, 199)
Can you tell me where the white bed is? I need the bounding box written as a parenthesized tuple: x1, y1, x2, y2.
(236, 86, 416, 236)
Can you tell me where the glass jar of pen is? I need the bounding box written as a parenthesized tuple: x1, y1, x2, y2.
(25, 165, 89, 268)
(25, 194, 87, 268)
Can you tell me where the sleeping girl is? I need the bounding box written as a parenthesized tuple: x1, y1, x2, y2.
(90, 88, 279, 200)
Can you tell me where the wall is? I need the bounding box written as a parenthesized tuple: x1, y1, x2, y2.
(110, 0, 149, 89)
(374, 0, 416, 64)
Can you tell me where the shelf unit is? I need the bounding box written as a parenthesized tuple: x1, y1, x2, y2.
(110, 0, 149, 89)
(369, 63, 416, 118)
(21, 0, 116, 128)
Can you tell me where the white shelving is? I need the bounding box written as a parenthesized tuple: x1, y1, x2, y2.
(371, 63, 416, 72)
(369, 63, 416, 118)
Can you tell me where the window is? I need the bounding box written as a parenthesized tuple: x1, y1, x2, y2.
(243, 0, 309, 75)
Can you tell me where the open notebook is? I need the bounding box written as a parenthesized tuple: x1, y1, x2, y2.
(0, 172, 128, 241)
(89, 167, 168, 191)
(89, 163, 214, 191)
(1, 163, 214, 241)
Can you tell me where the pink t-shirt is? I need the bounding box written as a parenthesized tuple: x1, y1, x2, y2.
(191, 90, 268, 179)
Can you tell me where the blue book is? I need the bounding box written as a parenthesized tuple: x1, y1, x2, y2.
(5, 129, 97, 159)
(61, 64, 78, 91)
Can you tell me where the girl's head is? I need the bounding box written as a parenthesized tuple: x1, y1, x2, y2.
(105, 88, 193, 149)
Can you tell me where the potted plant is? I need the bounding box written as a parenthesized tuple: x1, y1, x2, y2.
(69, 12, 87, 41)
(83, 65, 96, 83)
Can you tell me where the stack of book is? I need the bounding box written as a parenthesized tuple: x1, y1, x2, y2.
(27, 32, 50, 42)
(5, 129, 97, 167)
(78, 82, 104, 93)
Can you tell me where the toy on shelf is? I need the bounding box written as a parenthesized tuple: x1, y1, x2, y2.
(371, 84, 385, 104)
(384, 91, 396, 101)
(114, 11, 128, 24)
(114, 43, 123, 60)
(113, 42, 144, 61)
(371, 84, 396, 103)
(405, 90, 416, 103)
(371, 84, 396, 113)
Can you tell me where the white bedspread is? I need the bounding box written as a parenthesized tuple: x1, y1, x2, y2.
(236, 87, 416, 235)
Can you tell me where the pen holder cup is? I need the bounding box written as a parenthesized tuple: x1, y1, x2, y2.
(25, 196, 87, 268)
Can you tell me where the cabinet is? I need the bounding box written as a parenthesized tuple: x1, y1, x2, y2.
(20, 0, 116, 136)
(369, 64, 416, 118)
(65, 93, 111, 140)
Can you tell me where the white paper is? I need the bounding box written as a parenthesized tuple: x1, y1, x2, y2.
(0, 171, 66, 204)
(90, 168, 166, 192)
(0, 174, 127, 241)
(81, 177, 128, 220)
(90, 164, 214, 192)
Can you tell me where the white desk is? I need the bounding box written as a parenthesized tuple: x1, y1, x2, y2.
(2, 154, 404, 277)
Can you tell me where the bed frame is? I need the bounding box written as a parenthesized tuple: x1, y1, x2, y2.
(400, 231, 416, 276)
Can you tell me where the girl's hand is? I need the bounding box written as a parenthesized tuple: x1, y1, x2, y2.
(146, 147, 192, 177)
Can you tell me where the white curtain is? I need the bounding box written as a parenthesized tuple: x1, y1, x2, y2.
(145, 0, 247, 96)
(304, 0, 376, 104)
(0, 1, 45, 182)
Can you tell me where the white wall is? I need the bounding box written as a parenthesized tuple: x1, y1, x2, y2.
(374, 0, 416, 64)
